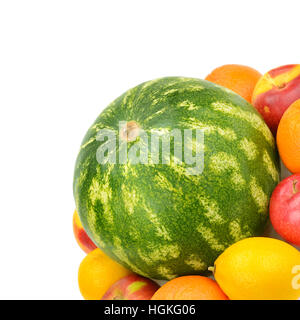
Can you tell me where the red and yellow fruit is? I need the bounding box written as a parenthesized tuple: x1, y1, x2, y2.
(78, 248, 133, 300)
(252, 64, 300, 135)
(73, 210, 97, 254)
(270, 174, 300, 246)
(102, 274, 160, 300)
(277, 99, 300, 173)
(151, 276, 228, 300)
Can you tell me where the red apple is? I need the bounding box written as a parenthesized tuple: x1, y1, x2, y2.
(73, 210, 97, 254)
(252, 64, 300, 135)
(101, 274, 160, 300)
(270, 174, 300, 246)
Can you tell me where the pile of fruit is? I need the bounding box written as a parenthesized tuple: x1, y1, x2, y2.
(73, 64, 300, 300)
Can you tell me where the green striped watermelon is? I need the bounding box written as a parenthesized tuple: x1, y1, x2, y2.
(73, 77, 280, 280)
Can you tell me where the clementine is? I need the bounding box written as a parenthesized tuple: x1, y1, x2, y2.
(151, 275, 228, 300)
(205, 64, 262, 102)
(277, 99, 300, 173)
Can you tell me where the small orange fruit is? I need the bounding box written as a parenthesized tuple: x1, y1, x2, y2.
(277, 99, 300, 173)
(78, 248, 132, 300)
(151, 276, 228, 300)
(205, 64, 262, 102)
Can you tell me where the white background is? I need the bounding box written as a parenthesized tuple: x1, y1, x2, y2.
(0, 0, 299, 299)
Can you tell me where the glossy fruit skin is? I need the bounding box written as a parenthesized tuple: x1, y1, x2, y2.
(78, 248, 132, 300)
(252, 64, 300, 135)
(277, 99, 300, 173)
(74, 77, 279, 280)
(213, 237, 300, 300)
(270, 174, 300, 246)
(102, 274, 159, 300)
(73, 210, 97, 254)
(151, 275, 228, 300)
(205, 64, 261, 103)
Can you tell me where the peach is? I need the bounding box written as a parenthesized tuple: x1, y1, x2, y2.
(252, 64, 300, 135)
(73, 210, 97, 254)
(102, 274, 160, 300)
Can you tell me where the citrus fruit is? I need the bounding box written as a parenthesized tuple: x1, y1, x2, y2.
(151, 275, 228, 300)
(277, 99, 300, 173)
(78, 248, 132, 300)
(213, 237, 300, 300)
(205, 64, 262, 102)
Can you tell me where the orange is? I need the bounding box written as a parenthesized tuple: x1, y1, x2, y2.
(205, 64, 262, 102)
(151, 276, 229, 300)
(78, 248, 132, 300)
(277, 99, 300, 173)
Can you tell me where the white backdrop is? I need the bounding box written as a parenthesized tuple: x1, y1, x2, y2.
(0, 0, 299, 299)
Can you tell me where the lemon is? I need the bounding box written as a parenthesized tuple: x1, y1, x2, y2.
(78, 248, 132, 300)
(213, 237, 300, 300)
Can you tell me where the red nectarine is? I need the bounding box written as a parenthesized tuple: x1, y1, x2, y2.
(252, 64, 300, 135)
(270, 174, 300, 246)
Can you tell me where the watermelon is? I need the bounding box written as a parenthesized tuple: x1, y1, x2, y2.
(73, 77, 280, 280)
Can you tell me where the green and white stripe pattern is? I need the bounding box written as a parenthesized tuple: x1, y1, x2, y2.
(73, 77, 279, 280)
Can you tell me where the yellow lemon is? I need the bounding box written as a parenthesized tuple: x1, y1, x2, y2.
(213, 237, 300, 300)
(78, 248, 132, 300)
